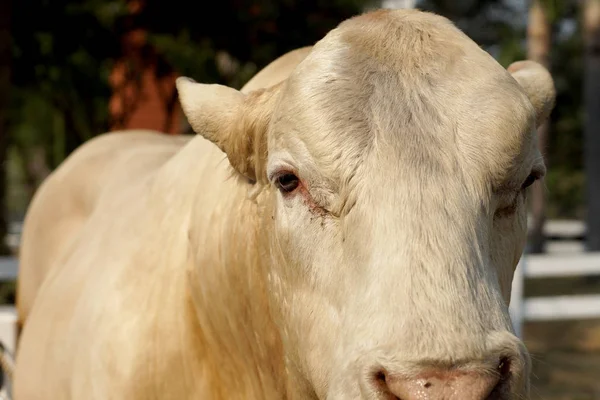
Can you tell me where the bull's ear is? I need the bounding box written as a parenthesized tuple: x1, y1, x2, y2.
(176, 77, 276, 182)
(507, 60, 556, 127)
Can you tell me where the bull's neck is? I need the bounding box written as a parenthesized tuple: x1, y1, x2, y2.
(186, 179, 287, 399)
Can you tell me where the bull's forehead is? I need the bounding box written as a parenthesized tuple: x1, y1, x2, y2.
(269, 9, 537, 188)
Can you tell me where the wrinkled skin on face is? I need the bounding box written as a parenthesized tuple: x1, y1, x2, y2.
(178, 9, 555, 400)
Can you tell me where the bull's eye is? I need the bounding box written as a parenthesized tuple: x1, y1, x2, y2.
(521, 173, 537, 190)
(276, 173, 300, 193)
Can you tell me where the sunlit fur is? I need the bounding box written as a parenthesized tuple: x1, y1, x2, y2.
(14, 9, 554, 400)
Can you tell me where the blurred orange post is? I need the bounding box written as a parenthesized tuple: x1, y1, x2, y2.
(108, 0, 181, 135)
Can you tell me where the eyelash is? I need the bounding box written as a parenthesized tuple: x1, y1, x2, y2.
(496, 173, 539, 217)
(521, 173, 537, 190)
(271, 171, 333, 217)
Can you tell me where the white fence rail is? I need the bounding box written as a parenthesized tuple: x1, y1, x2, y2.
(0, 257, 17, 398)
(0, 259, 17, 283)
(0, 258, 17, 357)
(510, 250, 600, 338)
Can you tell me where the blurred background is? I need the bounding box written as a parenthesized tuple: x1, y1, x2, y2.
(0, 0, 599, 398)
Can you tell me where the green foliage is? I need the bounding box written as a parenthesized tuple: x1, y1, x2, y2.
(10, 0, 126, 169)
(6, 0, 371, 217)
(419, 0, 523, 47)
(3, 0, 592, 221)
(545, 15, 586, 218)
(141, 0, 371, 88)
(545, 168, 586, 219)
(9, 0, 372, 146)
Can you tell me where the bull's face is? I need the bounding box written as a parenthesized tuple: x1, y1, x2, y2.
(178, 10, 555, 400)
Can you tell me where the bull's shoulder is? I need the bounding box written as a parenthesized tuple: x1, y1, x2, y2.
(16, 130, 193, 325)
(28, 129, 192, 217)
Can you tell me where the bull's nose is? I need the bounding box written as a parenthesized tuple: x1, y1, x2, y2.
(373, 358, 511, 400)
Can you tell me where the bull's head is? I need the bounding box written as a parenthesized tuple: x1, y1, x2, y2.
(177, 9, 555, 400)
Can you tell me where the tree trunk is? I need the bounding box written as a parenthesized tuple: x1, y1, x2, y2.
(584, 0, 600, 250)
(526, 0, 552, 254)
(0, 0, 11, 255)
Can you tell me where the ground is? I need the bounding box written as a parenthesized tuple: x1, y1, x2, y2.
(525, 237, 600, 399)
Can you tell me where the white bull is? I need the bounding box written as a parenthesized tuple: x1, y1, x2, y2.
(14, 9, 554, 400)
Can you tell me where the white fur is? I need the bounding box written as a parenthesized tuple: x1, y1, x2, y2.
(14, 9, 555, 400)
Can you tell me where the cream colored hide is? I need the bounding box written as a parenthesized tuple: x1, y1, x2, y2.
(13, 46, 312, 336)
(15, 9, 554, 400)
(13, 49, 310, 398)
(14, 132, 193, 332)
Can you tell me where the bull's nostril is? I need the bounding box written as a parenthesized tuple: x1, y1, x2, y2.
(372, 369, 387, 391)
(372, 370, 401, 400)
(485, 357, 512, 399)
(498, 357, 511, 380)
